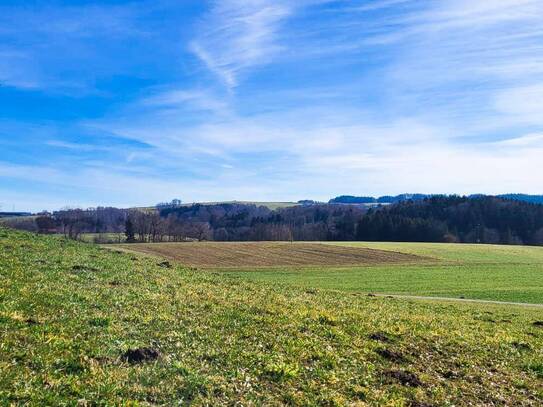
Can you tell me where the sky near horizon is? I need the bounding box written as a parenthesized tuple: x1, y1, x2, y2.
(1, 0, 543, 212)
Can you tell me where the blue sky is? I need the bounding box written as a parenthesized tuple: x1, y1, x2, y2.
(1, 0, 543, 211)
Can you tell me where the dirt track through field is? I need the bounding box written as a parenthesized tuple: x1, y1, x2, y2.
(372, 294, 543, 308)
(116, 242, 427, 268)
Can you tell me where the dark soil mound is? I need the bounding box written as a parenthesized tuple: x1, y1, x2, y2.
(71, 264, 98, 273)
(376, 348, 405, 362)
(409, 401, 435, 407)
(157, 261, 172, 268)
(442, 370, 460, 379)
(384, 370, 422, 387)
(25, 318, 40, 325)
(512, 342, 531, 350)
(369, 332, 392, 342)
(122, 347, 161, 364)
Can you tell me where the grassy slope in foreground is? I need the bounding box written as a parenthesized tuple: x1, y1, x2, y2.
(0, 229, 542, 405)
(220, 242, 543, 304)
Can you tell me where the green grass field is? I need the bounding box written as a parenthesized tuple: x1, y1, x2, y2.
(1, 228, 543, 405)
(79, 232, 126, 244)
(217, 242, 543, 304)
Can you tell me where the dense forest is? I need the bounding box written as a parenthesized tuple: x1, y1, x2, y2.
(170, 196, 543, 244)
(3, 196, 543, 245)
(356, 196, 543, 244)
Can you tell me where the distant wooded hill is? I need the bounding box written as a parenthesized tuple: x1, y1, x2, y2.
(356, 196, 543, 245)
(497, 194, 543, 204)
(3, 196, 543, 245)
(158, 196, 543, 244)
(0, 212, 32, 218)
(329, 193, 543, 205)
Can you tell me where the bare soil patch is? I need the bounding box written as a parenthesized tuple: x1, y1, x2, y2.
(122, 347, 161, 364)
(376, 348, 405, 362)
(384, 370, 423, 387)
(116, 242, 426, 268)
(71, 264, 99, 273)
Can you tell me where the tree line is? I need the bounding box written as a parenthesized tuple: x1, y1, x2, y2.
(329, 193, 543, 205)
(356, 196, 543, 244)
(3, 196, 543, 245)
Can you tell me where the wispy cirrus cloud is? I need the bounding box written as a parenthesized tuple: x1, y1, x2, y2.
(384, 0, 543, 107)
(3, 0, 543, 211)
(493, 84, 543, 126)
(496, 132, 543, 147)
(0, 51, 41, 89)
(190, 0, 293, 89)
(141, 88, 232, 116)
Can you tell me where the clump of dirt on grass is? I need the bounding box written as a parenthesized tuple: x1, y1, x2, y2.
(376, 348, 405, 362)
(384, 370, 422, 387)
(157, 261, 172, 269)
(442, 370, 461, 379)
(71, 264, 99, 273)
(511, 341, 531, 351)
(369, 332, 393, 343)
(25, 318, 39, 325)
(532, 321, 543, 327)
(122, 347, 161, 364)
(409, 401, 435, 407)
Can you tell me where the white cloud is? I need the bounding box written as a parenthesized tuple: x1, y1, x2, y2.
(78, 0, 543, 206)
(353, 0, 413, 12)
(46, 140, 112, 152)
(493, 84, 543, 125)
(141, 88, 232, 116)
(190, 0, 292, 88)
(0, 51, 41, 89)
(496, 133, 543, 147)
(83, 88, 543, 202)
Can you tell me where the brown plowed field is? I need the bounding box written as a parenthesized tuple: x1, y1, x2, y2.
(116, 242, 427, 268)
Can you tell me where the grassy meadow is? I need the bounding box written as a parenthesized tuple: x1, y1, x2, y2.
(79, 232, 126, 244)
(1, 228, 543, 405)
(123, 241, 543, 305)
